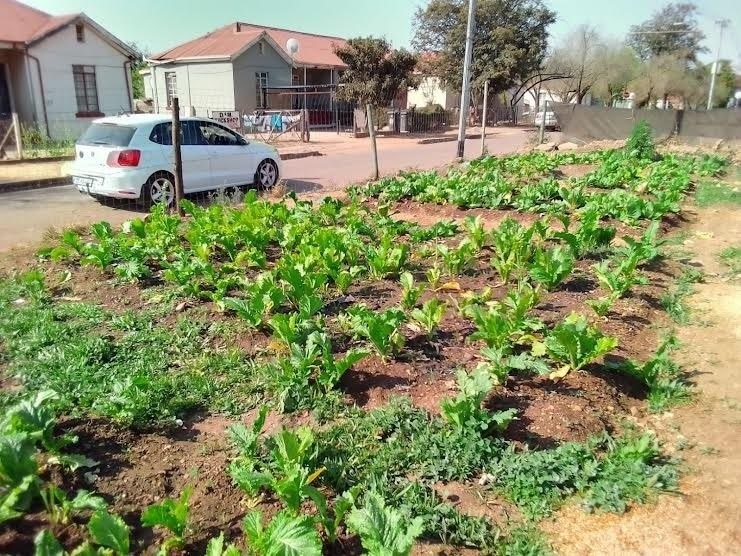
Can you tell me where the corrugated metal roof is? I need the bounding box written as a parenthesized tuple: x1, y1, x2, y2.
(150, 22, 347, 68)
(0, 0, 77, 43)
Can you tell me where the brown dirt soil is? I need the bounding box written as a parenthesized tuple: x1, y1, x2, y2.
(542, 204, 741, 555)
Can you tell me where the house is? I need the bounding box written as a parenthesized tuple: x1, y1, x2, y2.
(0, 0, 136, 143)
(143, 23, 348, 126)
(406, 76, 460, 111)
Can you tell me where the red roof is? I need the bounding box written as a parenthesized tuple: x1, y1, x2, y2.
(151, 22, 348, 68)
(0, 0, 79, 43)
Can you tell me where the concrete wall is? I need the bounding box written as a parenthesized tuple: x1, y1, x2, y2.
(232, 39, 291, 113)
(28, 23, 131, 139)
(149, 60, 235, 117)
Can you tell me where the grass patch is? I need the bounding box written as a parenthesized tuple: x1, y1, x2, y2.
(695, 181, 741, 207)
(719, 246, 741, 275)
(660, 268, 703, 324)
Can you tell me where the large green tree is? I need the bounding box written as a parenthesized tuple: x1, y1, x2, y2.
(627, 2, 706, 62)
(412, 0, 556, 94)
(334, 37, 417, 179)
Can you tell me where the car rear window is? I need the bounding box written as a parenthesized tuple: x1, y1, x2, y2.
(78, 124, 135, 147)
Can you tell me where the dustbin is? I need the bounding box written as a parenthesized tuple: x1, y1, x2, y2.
(399, 110, 408, 133)
(387, 110, 400, 132)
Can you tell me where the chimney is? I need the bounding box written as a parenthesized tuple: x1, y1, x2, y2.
(235, 22, 241, 32)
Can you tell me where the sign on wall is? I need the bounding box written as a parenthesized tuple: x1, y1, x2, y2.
(210, 110, 242, 130)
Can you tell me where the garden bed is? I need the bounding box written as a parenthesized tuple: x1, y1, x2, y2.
(0, 130, 733, 554)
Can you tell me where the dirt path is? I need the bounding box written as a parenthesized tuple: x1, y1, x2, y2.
(543, 205, 741, 555)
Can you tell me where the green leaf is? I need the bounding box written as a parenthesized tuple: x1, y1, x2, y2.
(88, 510, 130, 554)
(346, 492, 424, 556)
(0, 475, 36, 524)
(34, 530, 64, 556)
(141, 487, 191, 538)
(244, 510, 322, 556)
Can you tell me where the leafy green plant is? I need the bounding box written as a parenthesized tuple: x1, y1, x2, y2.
(40, 486, 106, 526)
(586, 295, 617, 318)
(204, 532, 242, 556)
(346, 305, 407, 359)
(346, 492, 424, 556)
(243, 510, 322, 556)
(365, 235, 410, 279)
(542, 313, 618, 378)
(440, 367, 517, 434)
(141, 487, 192, 553)
(528, 246, 574, 291)
(436, 240, 476, 276)
(463, 215, 488, 250)
(410, 298, 446, 337)
(399, 272, 424, 310)
(660, 268, 703, 324)
(593, 253, 647, 298)
(719, 245, 741, 275)
(87, 510, 131, 555)
(625, 120, 656, 161)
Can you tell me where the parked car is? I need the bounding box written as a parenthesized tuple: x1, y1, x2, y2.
(71, 114, 281, 206)
(534, 110, 559, 130)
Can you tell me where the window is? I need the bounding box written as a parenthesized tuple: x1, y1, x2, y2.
(165, 72, 177, 108)
(255, 72, 268, 109)
(258, 42, 265, 55)
(79, 123, 135, 146)
(72, 65, 99, 116)
(149, 121, 206, 146)
(76, 23, 84, 42)
(198, 121, 244, 146)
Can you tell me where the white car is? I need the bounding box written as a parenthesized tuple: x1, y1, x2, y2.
(71, 114, 281, 206)
(534, 110, 559, 130)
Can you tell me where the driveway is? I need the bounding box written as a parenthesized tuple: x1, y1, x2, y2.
(0, 128, 530, 252)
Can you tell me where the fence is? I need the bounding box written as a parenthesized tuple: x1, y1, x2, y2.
(551, 103, 741, 143)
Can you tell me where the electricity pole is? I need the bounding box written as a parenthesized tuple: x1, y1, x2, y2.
(707, 19, 729, 110)
(456, 0, 477, 159)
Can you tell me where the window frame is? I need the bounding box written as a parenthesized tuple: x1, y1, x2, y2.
(255, 71, 268, 109)
(165, 71, 178, 109)
(197, 120, 246, 146)
(75, 23, 85, 43)
(72, 64, 101, 118)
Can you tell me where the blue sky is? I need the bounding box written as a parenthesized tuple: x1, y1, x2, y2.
(22, 0, 740, 66)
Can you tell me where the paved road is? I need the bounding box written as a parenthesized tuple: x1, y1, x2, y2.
(0, 129, 529, 251)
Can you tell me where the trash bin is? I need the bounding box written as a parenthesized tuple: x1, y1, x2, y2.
(399, 110, 408, 133)
(387, 110, 400, 133)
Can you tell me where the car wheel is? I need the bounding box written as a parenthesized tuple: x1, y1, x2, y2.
(142, 172, 175, 208)
(255, 159, 279, 189)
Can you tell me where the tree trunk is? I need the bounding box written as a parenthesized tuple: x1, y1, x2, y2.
(366, 104, 379, 180)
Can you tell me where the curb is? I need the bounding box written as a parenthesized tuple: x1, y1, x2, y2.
(279, 150, 324, 160)
(0, 155, 75, 165)
(417, 134, 482, 145)
(0, 176, 70, 194)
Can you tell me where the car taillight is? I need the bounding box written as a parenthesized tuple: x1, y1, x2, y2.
(107, 149, 141, 167)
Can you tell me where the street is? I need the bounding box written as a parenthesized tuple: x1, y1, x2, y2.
(0, 129, 529, 251)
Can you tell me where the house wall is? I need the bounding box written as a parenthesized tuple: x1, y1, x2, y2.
(232, 40, 292, 113)
(149, 60, 235, 117)
(28, 23, 131, 139)
(407, 77, 460, 110)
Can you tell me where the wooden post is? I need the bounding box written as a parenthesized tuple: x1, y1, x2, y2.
(171, 97, 185, 216)
(366, 103, 379, 180)
(480, 79, 489, 157)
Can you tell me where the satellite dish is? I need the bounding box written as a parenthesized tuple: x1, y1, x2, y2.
(286, 38, 299, 56)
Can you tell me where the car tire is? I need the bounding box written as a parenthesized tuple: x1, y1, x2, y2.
(255, 159, 279, 190)
(141, 172, 175, 208)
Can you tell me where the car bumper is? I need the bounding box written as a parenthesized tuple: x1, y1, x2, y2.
(71, 168, 152, 199)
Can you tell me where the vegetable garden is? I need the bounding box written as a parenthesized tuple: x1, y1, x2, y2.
(0, 122, 733, 555)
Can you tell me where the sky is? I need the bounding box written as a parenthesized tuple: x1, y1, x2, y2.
(22, 0, 741, 67)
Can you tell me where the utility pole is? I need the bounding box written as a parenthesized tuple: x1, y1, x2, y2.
(707, 19, 729, 110)
(456, 0, 477, 159)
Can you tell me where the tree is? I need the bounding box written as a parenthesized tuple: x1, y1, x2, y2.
(546, 25, 604, 104)
(412, 0, 556, 95)
(334, 37, 417, 179)
(128, 42, 149, 100)
(591, 43, 641, 105)
(627, 2, 706, 62)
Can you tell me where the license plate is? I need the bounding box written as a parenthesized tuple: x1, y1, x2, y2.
(73, 176, 92, 187)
